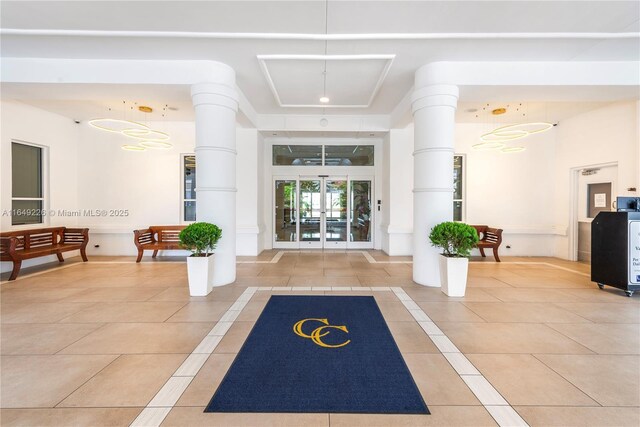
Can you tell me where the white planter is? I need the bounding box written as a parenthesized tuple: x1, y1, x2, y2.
(439, 255, 469, 297)
(186, 254, 214, 296)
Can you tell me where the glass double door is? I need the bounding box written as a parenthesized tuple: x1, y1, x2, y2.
(274, 176, 373, 249)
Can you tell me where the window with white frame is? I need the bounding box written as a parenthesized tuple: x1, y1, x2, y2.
(11, 142, 44, 226)
(453, 155, 465, 222)
(272, 144, 374, 166)
(182, 154, 196, 222)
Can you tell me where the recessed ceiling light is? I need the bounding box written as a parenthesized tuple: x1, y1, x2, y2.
(465, 108, 478, 113)
(319, 96, 330, 103)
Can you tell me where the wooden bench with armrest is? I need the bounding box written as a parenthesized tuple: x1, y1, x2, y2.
(470, 225, 503, 262)
(133, 225, 186, 262)
(0, 227, 89, 280)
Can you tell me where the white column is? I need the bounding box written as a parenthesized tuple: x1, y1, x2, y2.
(411, 80, 459, 286)
(191, 71, 239, 287)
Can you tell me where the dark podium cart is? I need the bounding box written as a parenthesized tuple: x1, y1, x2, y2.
(591, 211, 640, 297)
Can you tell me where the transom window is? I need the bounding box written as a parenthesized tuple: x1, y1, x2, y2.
(273, 145, 374, 166)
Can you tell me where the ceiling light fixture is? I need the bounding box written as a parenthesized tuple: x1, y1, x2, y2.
(139, 140, 173, 149)
(472, 142, 505, 150)
(88, 118, 148, 134)
(501, 146, 526, 153)
(320, 0, 329, 106)
(90, 101, 173, 153)
(480, 129, 529, 142)
(480, 122, 554, 143)
(122, 128, 170, 141)
(121, 144, 146, 151)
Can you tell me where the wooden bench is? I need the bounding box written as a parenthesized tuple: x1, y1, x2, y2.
(133, 225, 186, 262)
(0, 227, 89, 280)
(471, 225, 504, 262)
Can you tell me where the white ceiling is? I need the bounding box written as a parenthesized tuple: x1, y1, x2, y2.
(1, 1, 639, 118)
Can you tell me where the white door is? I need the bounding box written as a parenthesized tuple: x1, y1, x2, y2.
(273, 176, 374, 249)
(300, 177, 348, 249)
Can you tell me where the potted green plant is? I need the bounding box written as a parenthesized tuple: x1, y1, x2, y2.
(429, 222, 479, 296)
(179, 222, 222, 296)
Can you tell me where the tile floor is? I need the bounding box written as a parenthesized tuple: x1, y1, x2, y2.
(1, 251, 639, 427)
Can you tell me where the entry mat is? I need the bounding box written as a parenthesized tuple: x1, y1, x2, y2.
(205, 295, 429, 414)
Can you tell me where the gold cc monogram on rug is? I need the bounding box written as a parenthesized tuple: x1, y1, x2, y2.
(293, 318, 351, 348)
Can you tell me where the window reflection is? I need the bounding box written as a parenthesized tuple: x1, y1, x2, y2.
(274, 180, 297, 242)
(453, 155, 463, 221)
(300, 180, 321, 241)
(325, 145, 374, 166)
(273, 145, 322, 166)
(350, 181, 372, 242)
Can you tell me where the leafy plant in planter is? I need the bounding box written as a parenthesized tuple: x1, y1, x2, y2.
(179, 222, 222, 257)
(429, 222, 479, 257)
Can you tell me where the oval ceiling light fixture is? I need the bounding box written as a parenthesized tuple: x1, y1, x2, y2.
(319, 96, 330, 103)
(122, 128, 170, 141)
(480, 129, 528, 142)
(89, 118, 149, 134)
(472, 142, 505, 150)
(139, 140, 173, 149)
(493, 122, 553, 136)
(501, 146, 526, 153)
(121, 144, 146, 151)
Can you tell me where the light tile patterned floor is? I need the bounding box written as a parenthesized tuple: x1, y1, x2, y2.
(1, 251, 639, 427)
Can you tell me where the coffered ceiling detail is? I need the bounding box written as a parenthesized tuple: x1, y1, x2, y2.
(257, 55, 395, 108)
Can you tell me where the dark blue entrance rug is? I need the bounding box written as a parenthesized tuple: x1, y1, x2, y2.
(205, 295, 429, 414)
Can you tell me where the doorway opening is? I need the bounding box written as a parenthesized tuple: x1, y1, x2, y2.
(571, 163, 617, 262)
(273, 176, 374, 249)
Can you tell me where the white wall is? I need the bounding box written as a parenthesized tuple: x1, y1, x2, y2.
(384, 120, 559, 257)
(382, 127, 414, 255)
(553, 101, 639, 259)
(1, 101, 80, 272)
(236, 128, 261, 255)
(77, 122, 262, 257)
(456, 123, 558, 256)
(0, 103, 263, 268)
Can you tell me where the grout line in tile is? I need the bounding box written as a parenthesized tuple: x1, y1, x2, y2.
(394, 289, 529, 427)
(174, 353, 210, 377)
(130, 407, 172, 427)
(485, 405, 530, 427)
(147, 376, 193, 407)
(410, 309, 431, 322)
(430, 334, 461, 353)
(128, 286, 256, 427)
(418, 320, 443, 335)
(192, 335, 223, 354)
(443, 352, 481, 375)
